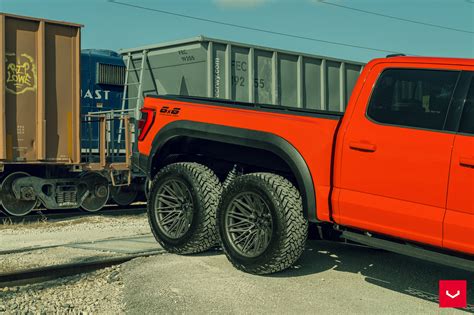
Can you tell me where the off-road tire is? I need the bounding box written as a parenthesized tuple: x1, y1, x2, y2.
(148, 162, 222, 254)
(217, 172, 308, 274)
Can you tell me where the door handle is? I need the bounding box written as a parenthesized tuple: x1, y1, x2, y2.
(459, 156, 474, 168)
(349, 141, 377, 152)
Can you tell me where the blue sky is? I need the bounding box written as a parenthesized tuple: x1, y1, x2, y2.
(1, 0, 473, 62)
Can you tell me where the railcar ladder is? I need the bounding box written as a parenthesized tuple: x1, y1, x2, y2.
(118, 50, 148, 145)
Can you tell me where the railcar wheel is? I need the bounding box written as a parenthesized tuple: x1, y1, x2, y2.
(217, 173, 308, 274)
(0, 172, 37, 216)
(81, 173, 110, 212)
(111, 185, 138, 206)
(148, 162, 222, 254)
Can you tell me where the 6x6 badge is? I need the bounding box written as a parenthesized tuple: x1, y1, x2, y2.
(159, 106, 181, 116)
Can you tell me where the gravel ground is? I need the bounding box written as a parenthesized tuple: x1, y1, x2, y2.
(2, 212, 472, 314)
(0, 214, 150, 252)
(0, 265, 125, 314)
(0, 212, 149, 313)
(121, 240, 474, 314)
(0, 247, 124, 273)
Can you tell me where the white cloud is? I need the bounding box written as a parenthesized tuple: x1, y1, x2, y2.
(213, 0, 270, 9)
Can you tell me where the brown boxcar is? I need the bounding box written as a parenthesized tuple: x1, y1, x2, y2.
(0, 13, 81, 163)
(0, 13, 132, 216)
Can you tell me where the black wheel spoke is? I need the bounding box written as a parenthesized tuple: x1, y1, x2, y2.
(154, 179, 194, 239)
(225, 192, 273, 258)
(233, 199, 254, 216)
(228, 220, 254, 233)
(162, 185, 179, 199)
(227, 211, 254, 223)
(233, 229, 254, 246)
(167, 215, 182, 235)
(241, 230, 258, 253)
(176, 216, 189, 236)
(158, 192, 179, 204)
(161, 212, 179, 225)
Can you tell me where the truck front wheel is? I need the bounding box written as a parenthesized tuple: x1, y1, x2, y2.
(217, 173, 308, 274)
(148, 162, 222, 254)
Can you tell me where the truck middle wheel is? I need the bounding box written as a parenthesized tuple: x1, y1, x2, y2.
(147, 162, 222, 254)
(217, 172, 308, 274)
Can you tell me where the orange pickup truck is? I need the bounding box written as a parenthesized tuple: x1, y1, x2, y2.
(136, 56, 473, 274)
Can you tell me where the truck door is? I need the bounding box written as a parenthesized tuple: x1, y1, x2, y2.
(444, 72, 474, 255)
(337, 65, 459, 247)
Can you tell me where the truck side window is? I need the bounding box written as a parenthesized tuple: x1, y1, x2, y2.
(459, 78, 474, 134)
(367, 69, 459, 130)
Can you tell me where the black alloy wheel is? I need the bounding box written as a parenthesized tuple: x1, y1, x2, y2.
(218, 173, 308, 274)
(148, 162, 222, 254)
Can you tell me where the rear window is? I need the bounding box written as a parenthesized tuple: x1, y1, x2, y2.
(367, 69, 459, 130)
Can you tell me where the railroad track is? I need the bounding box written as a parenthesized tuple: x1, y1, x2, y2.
(0, 203, 147, 224)
(0, 233, 155, 255)
(0, 234, 165, 287)
(0, 250, 165, 287)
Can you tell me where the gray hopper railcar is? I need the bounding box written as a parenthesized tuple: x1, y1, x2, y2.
(120, 36, 365, 124)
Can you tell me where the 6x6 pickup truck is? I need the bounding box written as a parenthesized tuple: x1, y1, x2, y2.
(137, 56, 473, 274)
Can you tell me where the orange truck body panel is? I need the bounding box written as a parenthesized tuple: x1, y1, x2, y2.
(139, 56, 474, 256)
(139, 98, 340, 220)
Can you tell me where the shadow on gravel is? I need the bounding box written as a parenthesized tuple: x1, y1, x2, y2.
(190, 246, 224, 257)
(272, 240, 474, 312)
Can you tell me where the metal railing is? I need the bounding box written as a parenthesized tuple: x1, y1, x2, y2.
(82, 109, 134, 186)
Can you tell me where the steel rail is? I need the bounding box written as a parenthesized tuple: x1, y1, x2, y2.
(0, 205, 147, 224)
(0, 249, 165, 287)
(0, 234, 154, 255)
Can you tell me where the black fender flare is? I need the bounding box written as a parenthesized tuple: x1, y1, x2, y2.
(146, 120, 318, 222)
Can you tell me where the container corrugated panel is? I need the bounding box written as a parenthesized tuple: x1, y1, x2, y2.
(0, 13, 81, 163)
(120, 36, 365, 118)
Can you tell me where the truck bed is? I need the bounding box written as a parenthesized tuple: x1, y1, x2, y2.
(140, 94, 343, 221)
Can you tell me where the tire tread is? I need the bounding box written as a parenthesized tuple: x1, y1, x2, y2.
(219, 172, 308, 274)
(148, 162, 222, 254)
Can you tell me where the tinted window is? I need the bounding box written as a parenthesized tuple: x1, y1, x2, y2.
(367, 69, 459, 130)
(459, 78, 474, 134)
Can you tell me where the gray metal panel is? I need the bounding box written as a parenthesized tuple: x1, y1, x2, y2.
(326, 61, 341, 112)
(120, 36, 365, 118)
(119, 35, 365, 67)
(248, 48, 255, 103)
(297, 56, 303, 108)
(213, 43, 226, 99)
(278, 53, 298, 107)
(254, 49, 273, 105)
(206, 41, 213, 98)
(303, 58, 322, 110)
(231, 46, 250, 102)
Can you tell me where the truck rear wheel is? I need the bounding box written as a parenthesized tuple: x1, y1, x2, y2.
(217, 173, 308, 274)
(148, 162, 222, 254)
